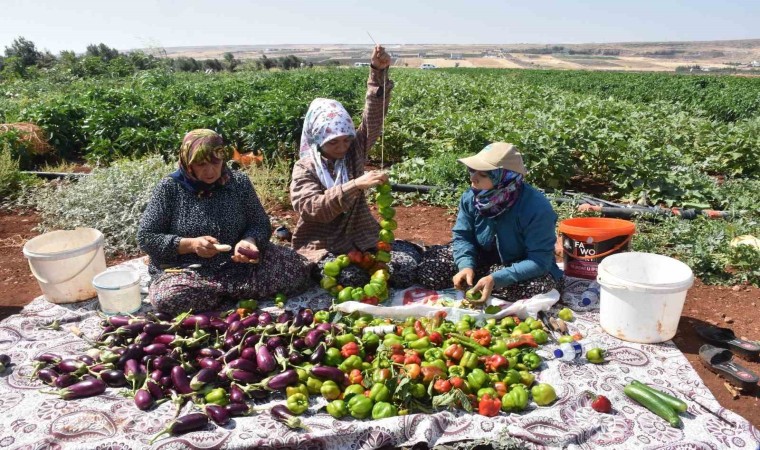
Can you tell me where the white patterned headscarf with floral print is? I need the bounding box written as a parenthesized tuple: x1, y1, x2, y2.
(299, 98, 356, 189)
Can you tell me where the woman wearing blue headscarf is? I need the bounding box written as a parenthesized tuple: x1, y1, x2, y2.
(417, 142, 563, 302)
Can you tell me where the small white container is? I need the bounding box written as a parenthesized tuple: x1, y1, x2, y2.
(598, 252, 694, 343)
(92, 269, 142, 315)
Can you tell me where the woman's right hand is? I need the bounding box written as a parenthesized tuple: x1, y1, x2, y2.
(453, 268, 475, 290)
(190, 236, 219, 258)
(355, 170, 389, 190)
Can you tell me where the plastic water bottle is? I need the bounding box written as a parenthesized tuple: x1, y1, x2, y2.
(553, 340, 601, 362)
(580, 282, 600, 307)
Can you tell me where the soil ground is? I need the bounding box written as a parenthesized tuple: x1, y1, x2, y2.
(1, 206, 758, 429)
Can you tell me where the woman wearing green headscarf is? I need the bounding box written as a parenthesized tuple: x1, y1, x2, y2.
(138, 129, 312, 314)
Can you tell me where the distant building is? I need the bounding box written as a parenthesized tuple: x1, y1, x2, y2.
(450, 53, 463, 60)
(751, 60, 760, 67)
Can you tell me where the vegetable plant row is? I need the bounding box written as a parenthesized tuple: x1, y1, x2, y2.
(30, 305, 559, 443)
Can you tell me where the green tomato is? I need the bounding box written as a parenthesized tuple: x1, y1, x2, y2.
(380, 219, 397, 231)
(558, 335, 575, 344)
(347, 394, 374, 419)
(379, 206, 396, 219)
(377, 183, 392, 194)
(465, 289, 482, 302)
(375, 250, 391, 263)
(372, 401, 398, 419)
(410, 383, 426, 399)
(558, 308, 574, 321)
(321, 380, 341, 401)
(531, 383, 557, 406)
(375, 193, 393, 208)
(379, 229, 394, 243)
(586, 348, 606, 364)
(326, 399, 348, 418)
(274, 293, 287, 304)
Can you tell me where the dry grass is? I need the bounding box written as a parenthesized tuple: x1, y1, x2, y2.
(0, 123, 53, 155)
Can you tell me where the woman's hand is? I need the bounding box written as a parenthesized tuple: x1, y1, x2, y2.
(189, 236, 219, 258)
(453, 268, 475, 290)
(232, 239, 260, 264)
(355, 170, 389, 190)
(371, 45, 391, 70)
(471, 275, 495, 302)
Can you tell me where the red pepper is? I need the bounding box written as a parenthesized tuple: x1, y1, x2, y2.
(588, 392, 612, 413)
(403, 354, 421, 365)
(433, 378, 452, 394)
(493, 382, 507, 399)
(389, 344, 404, 355)
(507, 334, 538, 349)
(349, 369, 364, 385)
(449, 376, 466, 390)
(471, 329, 492, 346)
(484, 354, 508, 372)
(478, 394, 501, 417)
(429, 332, 443, 347)
(391, 354, 405, 364)
(414, 320, 427, 338)
(443, 344, 464, 361)
(403, 363, 421, 380)
(341, 342, 360, 358)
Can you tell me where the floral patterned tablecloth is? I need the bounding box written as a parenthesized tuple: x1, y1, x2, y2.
(1, 260, 758, 450)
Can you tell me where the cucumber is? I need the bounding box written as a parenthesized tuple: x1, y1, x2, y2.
(624, 383, 682, 428)
(631, 380, 688, 413)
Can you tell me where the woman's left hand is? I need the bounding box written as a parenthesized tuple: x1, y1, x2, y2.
(371, 45, 391, 70)
(471, 275, 495, 301)
(232, 239, 260, 264)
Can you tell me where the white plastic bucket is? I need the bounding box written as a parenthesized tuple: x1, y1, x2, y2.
(597, 252, 694, 343)
(92, 270, 142, 315)
(23, 228, 107, 303)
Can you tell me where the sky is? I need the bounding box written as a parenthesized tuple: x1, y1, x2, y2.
(1, 0, 758, 53)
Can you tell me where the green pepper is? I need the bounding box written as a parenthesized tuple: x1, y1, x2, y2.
(501, 384, 528, 412)
(424, 348, 444, 362)
(558, 335, 575, 344)
(503, 369, 521, 386)
(529, 320, 544, 330)
(286, 383, 309, 399)
(362, 332, 380, 350)
(455, 320, 471, 333)
(505, 356, 518, 370)
(586, 348, 606, 364)
(521, 352, 543, 370)
(372, 401, 398, 419)
(369, 383, 391, 402)
(531, 383, 557, 406)
(467, 368, 489, 391)
(306, 376, 323, 395)
(477, 387, 497, 401)
(320, 380, 341, 401)
(204, 387, 229, 406)
(519, 370, 535, 388)
(409, 337, 431, 350)
(558, 308, 574, 321)
(421, 359, 448, 373)
(335, 333, 356, 347)
(384, 336, 403, 348)
(530, 329, 548, 345)
(447, 365, 466, 378)
(347, 394, 374, 419)
(409, 382, 426, 399)
(338, 355, 363, 373)
(286, 392, 310, 415)
(324, 347, 344, 367)
(326, 399, 348, 418)
(505, 348, 521, 358)
(343, 384, 365, 398)
(296, 368, 309, 384)
(500, 317, 516, 329)
(462, 315, 476, 326)
(489, 339, 508, 355)
(516, 322, 531, 334)
(436, 321, 455, 335)
(458, 351, 477, 370)
(314, 311, 330, 324)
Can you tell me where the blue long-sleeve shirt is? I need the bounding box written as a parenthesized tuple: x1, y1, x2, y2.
(452, 184, 563, 287)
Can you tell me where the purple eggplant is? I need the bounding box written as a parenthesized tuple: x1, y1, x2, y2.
(160, 376, 172, 388)
(309, 343, 326, 365)
(134, 387, 154, 411)
(205, 404, 230, 426)
(255, 344, 276, 374)
(288, 352, 304, 366)
(116, 322, 146, 337)
(144, 322, 171, 336)
(223, 334, 239, 350)
(45, 378, 106, 400)
(117, 344, 144, 366)
(190, 368, 218, 391)
(197, 348, 223, 359)
(146, 377, 164, 399)
(100, 369, 128, 387)
(170, 366, 193, 394)
(181, 315, 210, 330)
(224, 368, 260, 384)
(88, 363, 113, 373)
(150, 369, 163, 382)
(257, 312, 273, 326)
(237, 247, 259, 260)
(270, 404, 309, 431)
(227, 358, 257, 373)
(240, 314, 259, 328)
(37, 367, 59, 385)
(240, 347, 257, 362)
(135, 332, 153, 345)
(35, 352, 61, 365)
(278, 310, 294, 324)
(315, 322, 333, 333)
(210, 318, 227, 333)
(152, 355, 179, 372)
(153, 311, 172, 322)
(310, 365, 345, 385)
(143, 343, 169, 356)
(198, 357, 223, 372)
(124, 359, 145, 389)
(54, 373, 79, 388)
(304, 329, 325, 348)
(225, 402, 251, 417)
(229, 384, 247, 403)
(76, 355, 95, 366)
(152, 334, 178, 346)
(292, 338, 307, 350)
(222, 347, 240, 364)
(243, 334, 261, 347)
(261, 369, 298, 391)
(266, 336, 287, 351)
(227, 320, 243, 335)
(107, 315, 131, 327)
(225, 312, 241, 325)
(149, 413, 209, 444)
(56, 359, 87, 376)
(98, 349, 120, 364)
(299, 309, 314, 327)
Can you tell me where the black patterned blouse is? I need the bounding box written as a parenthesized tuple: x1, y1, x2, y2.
(137, 170, 272, 277)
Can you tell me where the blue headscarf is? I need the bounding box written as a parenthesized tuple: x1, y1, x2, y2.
(473, 169, 524, 218)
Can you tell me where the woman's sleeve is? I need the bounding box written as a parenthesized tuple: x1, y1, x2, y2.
(241, 176, 272, 245)
(491, 207, 558, 287)
(354, 67, 394, 162)
(137, 179, 182, 261)
(452, 195, 479, 270)
(290, 161, 362, 223)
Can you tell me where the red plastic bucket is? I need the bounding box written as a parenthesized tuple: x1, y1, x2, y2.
(558, 217, 635, 279)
